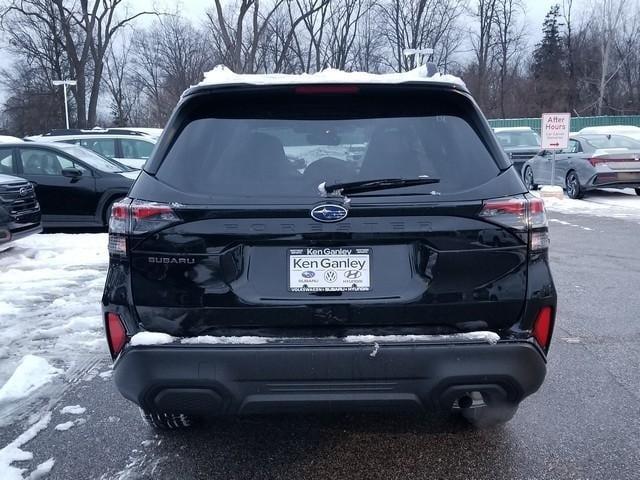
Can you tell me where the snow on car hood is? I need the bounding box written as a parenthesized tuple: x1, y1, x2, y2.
(197, 65, 465, 89)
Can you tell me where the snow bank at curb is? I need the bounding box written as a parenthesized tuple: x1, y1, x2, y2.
(0, 356, 61, 404)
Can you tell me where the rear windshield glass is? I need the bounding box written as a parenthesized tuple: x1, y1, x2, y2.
(495, 130, 540, 148)
(156, 93, 500, 199)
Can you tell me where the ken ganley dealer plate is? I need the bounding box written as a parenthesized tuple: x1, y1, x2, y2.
(289, 247, 371, 292)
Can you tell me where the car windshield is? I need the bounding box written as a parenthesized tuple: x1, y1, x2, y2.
(55, 144, 131, 172)
(157, 115, 499, 200)
(581, 134, 640, 150)
(495, 130, 540, 148)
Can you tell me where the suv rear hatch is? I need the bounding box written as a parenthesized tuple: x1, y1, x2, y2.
(115, 84, 532, 338)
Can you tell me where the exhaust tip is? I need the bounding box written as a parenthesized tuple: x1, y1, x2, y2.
(458, 394, 474, 409)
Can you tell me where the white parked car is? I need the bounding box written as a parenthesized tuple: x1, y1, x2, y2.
(578, 125, 640, 141)
(0, 135, 24, 144)
(26, 129, 157, 169)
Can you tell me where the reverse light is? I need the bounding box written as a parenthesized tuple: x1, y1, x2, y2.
(532, 306, 554, 351)
(105, 312, 127, 357)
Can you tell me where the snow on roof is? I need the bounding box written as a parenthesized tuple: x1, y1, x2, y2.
(196, 65, 466, 89)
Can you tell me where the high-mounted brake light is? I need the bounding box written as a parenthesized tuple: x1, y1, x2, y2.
(295, 85, 360, 94)
(105, 312, 127, 357)
(532, 306, 554, 351)
(479, 196, 549, 251)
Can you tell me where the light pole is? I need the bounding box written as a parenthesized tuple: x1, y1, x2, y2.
(53, 80, 77, 129)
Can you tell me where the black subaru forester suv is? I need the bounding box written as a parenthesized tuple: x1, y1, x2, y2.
(102, 70, 556, 429)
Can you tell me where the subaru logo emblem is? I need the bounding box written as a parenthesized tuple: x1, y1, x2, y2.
(301, 271, 315, 278)
(311, 204, 348, 223)
(19, 187, 28, 197)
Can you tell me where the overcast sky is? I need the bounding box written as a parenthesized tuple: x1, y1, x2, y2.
(0, 0, 573, 104)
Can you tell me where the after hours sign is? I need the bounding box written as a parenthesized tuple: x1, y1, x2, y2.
(541, 113, 571, 150)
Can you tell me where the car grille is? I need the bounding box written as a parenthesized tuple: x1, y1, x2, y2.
(0, 182, 39, 216)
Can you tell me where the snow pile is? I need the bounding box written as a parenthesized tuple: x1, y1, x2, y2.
(130, 331, 174, 346)
(181, 335, 269, 345)
(130, 331, 500, 346)
(53, 421, 75, 432)
(535, 189, 640, 221)
(0, 234, 109, 389)
(0, 356, 61, 405)
(27, 458, 55, 480)
(0, 412, 52, 480)
(198, 64, 465, 89)
(60, 405, 85, 415)
(343, 332, 501, 344)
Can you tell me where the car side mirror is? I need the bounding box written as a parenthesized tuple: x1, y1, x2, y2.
(62, 167, 83, 178)
(538, 150, 548, 157)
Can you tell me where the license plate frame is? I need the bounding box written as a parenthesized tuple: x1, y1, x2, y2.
(288, 247, 371, 292)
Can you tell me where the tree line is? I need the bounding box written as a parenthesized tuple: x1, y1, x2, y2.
(0, 0, 639, 136)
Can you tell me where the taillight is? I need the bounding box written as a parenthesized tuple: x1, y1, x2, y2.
(588, 157, 605, 167)
(108, 198, 180, 257)
(532, 306, 554, 351)
(479, 196, 549, 251)
(105, 312, 127, 357)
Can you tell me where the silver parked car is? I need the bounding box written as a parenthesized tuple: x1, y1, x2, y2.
(522, 134, 640, 199)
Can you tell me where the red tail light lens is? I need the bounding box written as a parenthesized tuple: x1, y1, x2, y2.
(106, 312, 127, 357)
(108, 199, 180, 256)
(588, 157, 605, 167)
(532, 306, 554, 350)
(130, 201, 180, 234)
(479, 196, 549, 251)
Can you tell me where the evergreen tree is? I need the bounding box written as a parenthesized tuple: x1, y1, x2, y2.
(531, 5, 569, 113)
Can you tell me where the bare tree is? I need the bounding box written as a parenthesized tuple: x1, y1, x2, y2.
(494, 0, 525, 117)
(104, 42, 137, 126)
(470, 0, 498, 108)
(378, 0, 467, 72)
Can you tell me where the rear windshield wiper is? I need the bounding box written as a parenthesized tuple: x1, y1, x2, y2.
(320, 177, 440, 196)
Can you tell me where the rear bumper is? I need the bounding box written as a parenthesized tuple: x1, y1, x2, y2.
(113, 340, 546, 416)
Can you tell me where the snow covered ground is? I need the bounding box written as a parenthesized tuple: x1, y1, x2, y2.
(0, 234, 108, 425)
(540, 188, 640, 221)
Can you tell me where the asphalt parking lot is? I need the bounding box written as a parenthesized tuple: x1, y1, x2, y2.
(1, 198, 640, 479)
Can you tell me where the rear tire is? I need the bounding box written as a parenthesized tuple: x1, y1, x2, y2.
(461, 402, 518, 429)
(635, 188, 640, 196)
(523, 166, 538, 191)
(565, 170, 584, 199)
(139, 408, 197, 430)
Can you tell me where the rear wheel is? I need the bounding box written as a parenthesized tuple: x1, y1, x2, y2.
(139, 408, 198, 430)
(635, 188, 640, 196)
(523, 166, 538, 191)
(565, 171, 584, 199)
